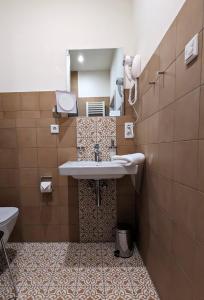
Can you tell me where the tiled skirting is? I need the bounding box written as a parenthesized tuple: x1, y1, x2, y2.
(77, 117, 117, 242)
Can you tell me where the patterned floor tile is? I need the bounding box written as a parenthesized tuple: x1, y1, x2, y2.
(18, 286, 48, 300)
(0, 242, 160, 300)
(105, 286, 135, 300)
(22, 267, 54, 286)
(103, 267, 131, 287)
(47, 286, 76, 300)
(50, 267, 78, 287)
(0, 286, 16, 300)
(75, 286, 105, 300)
(133, 285, 160, 300)
(127, 267, 154, 287)
(77, 267, 104, 286)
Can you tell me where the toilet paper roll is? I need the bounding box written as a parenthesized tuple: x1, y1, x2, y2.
(40, 181, 52, 193)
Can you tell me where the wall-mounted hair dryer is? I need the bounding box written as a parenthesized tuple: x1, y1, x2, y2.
(124, 55, 141, 106)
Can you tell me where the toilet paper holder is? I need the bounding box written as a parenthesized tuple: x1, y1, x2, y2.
(40, 176, 53, 193)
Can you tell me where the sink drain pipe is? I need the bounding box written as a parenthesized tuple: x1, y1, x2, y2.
(95, 180, 101, 207)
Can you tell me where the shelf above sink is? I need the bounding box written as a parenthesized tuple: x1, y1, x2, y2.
(58, 160, 141, 180)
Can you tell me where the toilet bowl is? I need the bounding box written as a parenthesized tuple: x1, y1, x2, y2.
(0, 207, 19, 243)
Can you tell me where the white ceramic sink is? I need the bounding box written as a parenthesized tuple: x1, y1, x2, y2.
(58, 160, 141, 180)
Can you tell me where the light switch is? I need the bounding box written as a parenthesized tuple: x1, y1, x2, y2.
(185, 34, 198, 65)
(125, 122, 134, 139)
(50, 124, 59, 134)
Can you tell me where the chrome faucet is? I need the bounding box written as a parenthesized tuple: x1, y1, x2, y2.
(94, 144, 101, 162)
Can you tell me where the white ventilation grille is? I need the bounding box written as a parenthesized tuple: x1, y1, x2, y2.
(86, 101, 105, 117)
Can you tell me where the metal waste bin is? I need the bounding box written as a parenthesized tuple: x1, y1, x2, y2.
(114, 224, 134, 258)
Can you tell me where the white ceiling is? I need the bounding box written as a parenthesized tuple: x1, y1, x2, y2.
(70, 48, 116, 71)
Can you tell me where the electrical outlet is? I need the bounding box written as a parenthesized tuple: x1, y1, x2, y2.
(125, 122, 134, 139)
(50, 124, 59, 134)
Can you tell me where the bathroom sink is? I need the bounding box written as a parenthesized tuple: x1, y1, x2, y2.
(58, 160, 140, 180)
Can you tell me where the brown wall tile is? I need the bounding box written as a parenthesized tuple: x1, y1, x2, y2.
(2, 93, 21, 111)
(173, 140, 198, 188)
(17, 128, 37, 147)
(39, 92, 55, 110)
(158, 104, 174, 142)
(20, 92, 40, 110)
(176, 0, 203, 55)
(18, 148, 38, 167)
(158, 143, 173, 179)
(198, 140, 204, 192)
(172, 223, 195, 280)
(57, 126, 76, 147)
(142, 84, 159, 119)
(159, 62, 176, 109)
(175, 33, 202, 99)
(174, 88, 200, 141)
(19, 168, 39, 187)
(37, 148, 57, 167)
(0, 169, 19, 187)
(37, 128, 57, 147)
(199, 85, 204, 138)
(0, 149, 18, 168)
(0, 128, 17, 148)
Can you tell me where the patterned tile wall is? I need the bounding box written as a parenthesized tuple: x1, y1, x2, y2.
(77, 117, 117, 242)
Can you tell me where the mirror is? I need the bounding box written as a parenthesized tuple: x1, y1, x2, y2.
(69, 48, 124, 117)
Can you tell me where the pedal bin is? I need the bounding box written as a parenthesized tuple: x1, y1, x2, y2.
(114, 224, 133, 258)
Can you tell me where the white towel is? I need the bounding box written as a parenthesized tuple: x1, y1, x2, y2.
(111, 153, 145, 166)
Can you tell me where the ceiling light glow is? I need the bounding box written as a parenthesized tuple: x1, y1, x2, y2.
(78, 55, 84, 63)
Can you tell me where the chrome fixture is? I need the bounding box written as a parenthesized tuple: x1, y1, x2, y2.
(94, 144, 101, 162)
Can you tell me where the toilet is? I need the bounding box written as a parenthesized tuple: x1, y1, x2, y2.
(0, 207, 19, 243)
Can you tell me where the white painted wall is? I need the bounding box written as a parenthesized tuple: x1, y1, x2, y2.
(78, 71, 110, 98)
(132, 0, 186, 70)
(0, 0, 134, 92)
